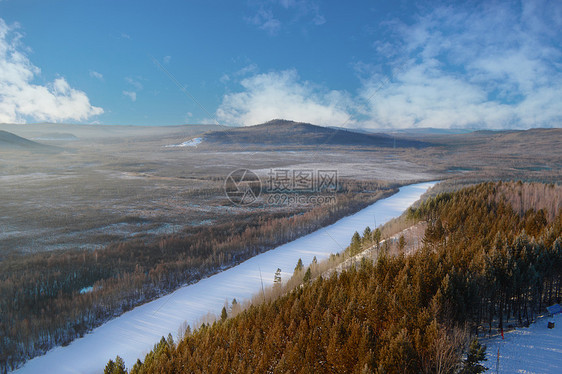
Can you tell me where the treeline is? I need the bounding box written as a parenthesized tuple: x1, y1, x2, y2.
(0, 181, 395, 372)
(115, 182, 562, 373)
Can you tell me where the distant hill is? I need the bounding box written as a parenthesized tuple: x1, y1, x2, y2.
(0, 123, 224, 142)
(387, 127, 475, 137)
(0, 130, 59, 151)
(201, 120, 430, 148)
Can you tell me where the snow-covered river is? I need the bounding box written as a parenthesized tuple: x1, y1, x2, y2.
(14, 181, 437, 374)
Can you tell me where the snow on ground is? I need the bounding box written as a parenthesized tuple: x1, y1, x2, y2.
(164, 137, 202, 147)
(79, 286, 94, 294)
(13, 181, 436, 374)
(484, 315, 562, 374)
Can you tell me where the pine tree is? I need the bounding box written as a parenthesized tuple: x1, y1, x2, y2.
(294, 258, 304, 274)
(113, 356, 126, 374)
(130, 359, 143, 374)
(166, 333, 174, 348)
(363, 226, 372, 243)
(104, 356, 126, 374)
(460, 338, 487, 374)
(373, 228, 382, 249)
(221, 306, 228, 322)
(303, 267, 312, 283)
(104, 359, 115, 374)
(274, 268, 282, 285)
(350, 231, 362, 256)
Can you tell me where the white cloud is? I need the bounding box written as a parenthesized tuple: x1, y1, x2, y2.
(236, 64, 258, 77)
(122, 91, 136, 102)
(222, 2, 562, 130)
(0, 19, 103, 123)
(125, 77, 143, 90)
(246, 8, 281, 35)
(360, 1, 562, 129)
(246, 0, 325, 35)
(89, 70, 103, 80)
(216, 69, 353, 127)
(163, 55, 171, 64)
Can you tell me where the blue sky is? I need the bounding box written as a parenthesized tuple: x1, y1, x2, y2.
(0, 0, 561, 129)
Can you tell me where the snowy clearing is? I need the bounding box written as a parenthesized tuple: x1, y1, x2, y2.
(13, 181, 436, 374)
(164, 137, 202, 148)
(484, 315, 562, 374)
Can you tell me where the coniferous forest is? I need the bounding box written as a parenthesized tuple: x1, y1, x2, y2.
(109, 182, 562, 373)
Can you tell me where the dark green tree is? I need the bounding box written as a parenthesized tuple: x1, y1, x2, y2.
(303, 267, 312, 283)
(460, 338, 487, 374)
(221, 306, 228, 322)
(104, 355, 126, 374)
(103, 359, 115, 374)
(294, 258, 304, 273)
(363, 226, 372, 243)
(350, 231, 362, 256)
(274, 268, 282, 285)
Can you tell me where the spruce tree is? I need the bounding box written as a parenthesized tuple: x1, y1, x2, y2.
(350, 231, 362, 255)
(274, 268, 282, 285)
(460, 338, 487, 374)
(103, 359, 115, 374)
(294, 258, 304, 273)
(104, 356, 126, 374)
(363, 226, 372, 243)
(113, 356, 126, 374)
(303, 267, 312, 282)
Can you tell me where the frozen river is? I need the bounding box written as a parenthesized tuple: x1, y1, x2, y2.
(14, 181, 437, 374)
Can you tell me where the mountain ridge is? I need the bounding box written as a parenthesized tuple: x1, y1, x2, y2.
(200, 119, 430, 148)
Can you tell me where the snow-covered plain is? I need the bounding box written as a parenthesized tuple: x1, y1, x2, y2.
(484, 316, 562, 373)
(13, 181, 436, 374)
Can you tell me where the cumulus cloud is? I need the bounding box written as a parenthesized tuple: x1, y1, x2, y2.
(234, 1, 561, 129)
(0, 19, 103, 124)
(361, 1, 562, 129)
(216, 69, 352, 126)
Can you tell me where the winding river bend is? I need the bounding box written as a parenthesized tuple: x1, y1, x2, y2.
(15, 181, 437, 374)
